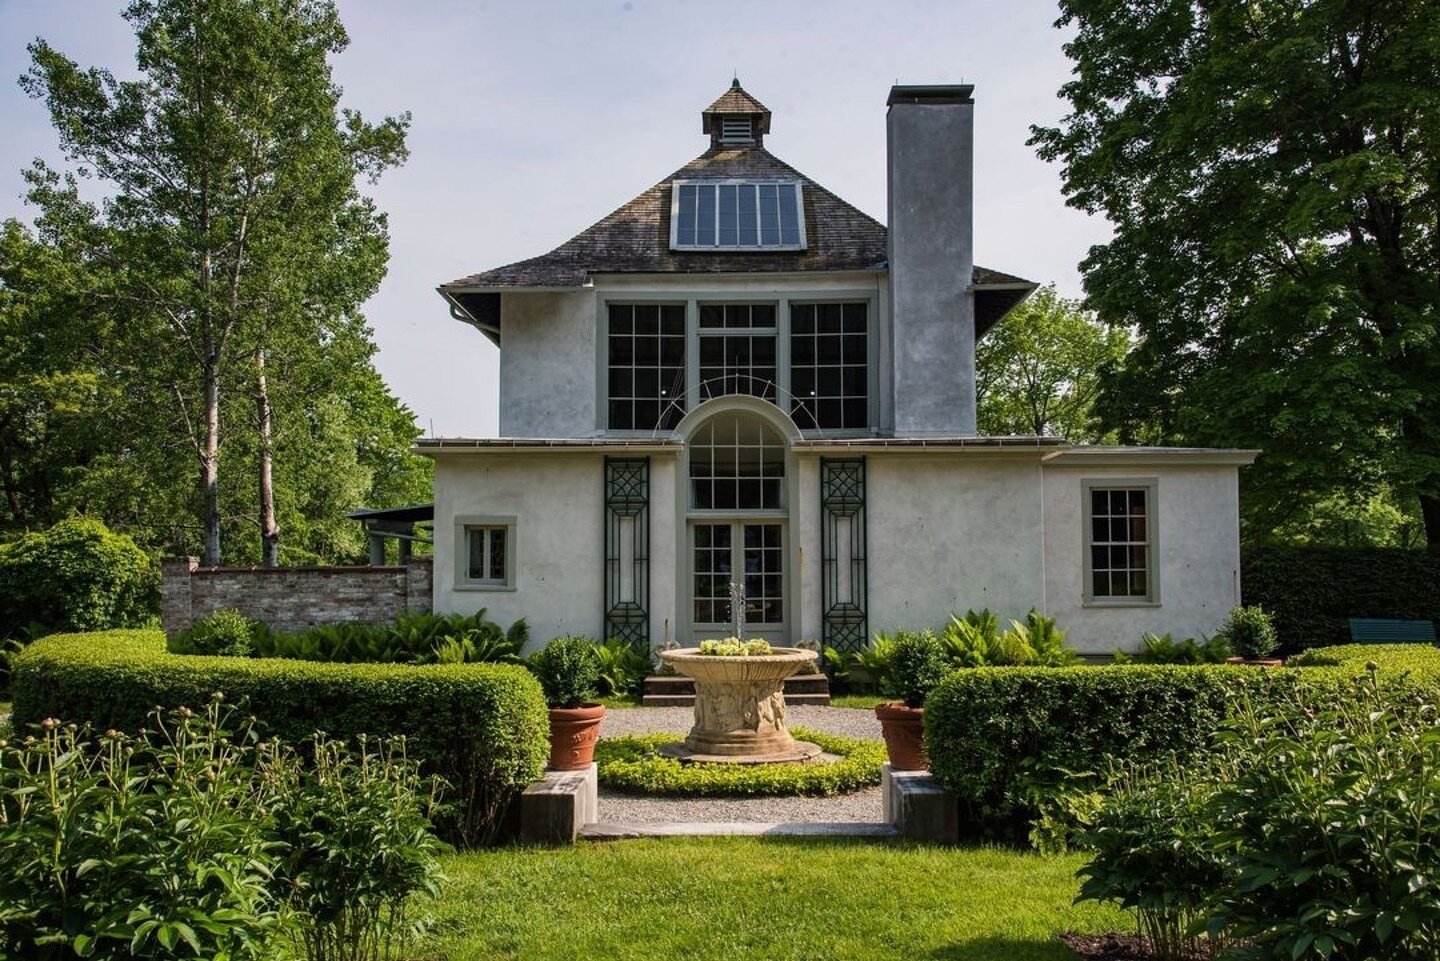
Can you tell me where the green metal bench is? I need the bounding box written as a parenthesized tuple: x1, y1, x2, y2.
(1347, 618, 1437, 645)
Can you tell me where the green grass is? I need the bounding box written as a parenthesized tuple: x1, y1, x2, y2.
(597, 693, 643, 710)
(829, 693, 886, 710)
(425, 838, 1127, 960)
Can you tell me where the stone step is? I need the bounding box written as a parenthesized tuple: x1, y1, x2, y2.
(580, 821, 900, 840)
(639, 692, 832, 708)
(641, 673, 831, 707)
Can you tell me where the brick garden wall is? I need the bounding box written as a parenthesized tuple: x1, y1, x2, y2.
(160, 556, 433, 635)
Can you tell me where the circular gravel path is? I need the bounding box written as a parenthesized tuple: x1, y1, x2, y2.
(596, 705, 885, 825)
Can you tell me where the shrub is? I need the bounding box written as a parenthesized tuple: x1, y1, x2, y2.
(1119, 632, 1232, 664)
(924, 664, 1311, 842)
(11, 630, 548, 847)
(1204, 674, 1440, 960)
(1073, 670, 1440, 961)
(697, 637, 773, 656)
(928, 650, 1440, 845)
(886, 631, 948, 708)
(0, 701, 286, 960)
(273, 734, 445, 961)
(938, 608, 1078, 668)
(595, 727, 884, 796)
(1219, 605, 1277, 660)
(0, 517, 154, 641)
(593, 637, 650, 698)
(1073, 764, 1229, 961)
(526, 635, 599, 708)
(1243, 545, 1440, 652)
(169, 608, 255, 657)
(252, 609, 527, 665)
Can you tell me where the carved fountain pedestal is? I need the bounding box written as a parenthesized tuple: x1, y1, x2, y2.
(658, 647, 822, 764)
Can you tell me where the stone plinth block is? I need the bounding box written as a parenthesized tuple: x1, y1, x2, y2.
(519, 763, 598, 845)
(882, 763, 959, 844)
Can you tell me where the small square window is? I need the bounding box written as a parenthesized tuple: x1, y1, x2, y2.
(457, 518, 516, 590)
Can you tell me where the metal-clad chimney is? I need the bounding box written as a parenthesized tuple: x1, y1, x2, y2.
(886, 84, 976, 436)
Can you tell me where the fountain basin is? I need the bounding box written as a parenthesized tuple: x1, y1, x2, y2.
(659, 647, 820, 763)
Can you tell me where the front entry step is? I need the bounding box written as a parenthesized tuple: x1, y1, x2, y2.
(580, 821, 898, 840)
(641, 673, 831, 707)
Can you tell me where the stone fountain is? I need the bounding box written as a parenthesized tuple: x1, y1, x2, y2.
(659, 582, 820, 764)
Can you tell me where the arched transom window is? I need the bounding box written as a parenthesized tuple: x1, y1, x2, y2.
(689, 412, 785, 511)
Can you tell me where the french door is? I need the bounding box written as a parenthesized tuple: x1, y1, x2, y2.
(691, 521, 786, 643)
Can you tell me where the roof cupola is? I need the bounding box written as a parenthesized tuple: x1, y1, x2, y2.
(702, 79, 771, 148)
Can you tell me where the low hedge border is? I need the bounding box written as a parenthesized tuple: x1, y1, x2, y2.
(925, 650, 1440, 844)
(10, 630, 549, 847)
(595, 727, 885, 797)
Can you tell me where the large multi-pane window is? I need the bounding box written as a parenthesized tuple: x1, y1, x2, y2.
(605, 298, 870, 432)
(671, 181, 805, 250)
(689, 412, 785, 510)
(699, 304, 777, 401)
(607, 304, 685, 430)
(1085, 483, 1156, 602)
(790, 302, 868, 430)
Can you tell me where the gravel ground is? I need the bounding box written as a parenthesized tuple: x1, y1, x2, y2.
(596, 705, 885, 825)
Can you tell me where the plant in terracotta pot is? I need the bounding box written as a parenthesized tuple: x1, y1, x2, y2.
(1220, 605, 1281, 666)
(529, 635, 605, 770)
(875, 630, 948, 771)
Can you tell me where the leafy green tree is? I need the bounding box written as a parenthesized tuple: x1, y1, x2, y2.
(976, 285, 1130, 439)
(21, 0, 409, 565)
(1032, 0, 1440, 546)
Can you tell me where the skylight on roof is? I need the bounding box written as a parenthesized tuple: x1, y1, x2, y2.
(670, 181, 806, 251)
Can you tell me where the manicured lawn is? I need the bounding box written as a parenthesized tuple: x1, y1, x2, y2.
(829, 693, 886, 710)
(425, 838, 1125, 960)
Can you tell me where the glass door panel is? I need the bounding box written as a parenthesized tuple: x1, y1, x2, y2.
(691, 521, 784, 638)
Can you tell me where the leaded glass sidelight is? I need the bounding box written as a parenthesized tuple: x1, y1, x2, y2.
(604, 458, 650, 648)
(688, 412, 785, 511)
(821, 459, 867, 654)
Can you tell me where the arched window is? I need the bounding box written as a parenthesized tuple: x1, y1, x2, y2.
(688, 412, 785, 510)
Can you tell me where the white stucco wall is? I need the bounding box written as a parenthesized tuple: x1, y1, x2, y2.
(432, 452, 604, 648)
(498, 291, 597, 437)
(866, 454, 1048, 634)
(429, 445, 1244, 657)
(1041, 465, 1243, 654)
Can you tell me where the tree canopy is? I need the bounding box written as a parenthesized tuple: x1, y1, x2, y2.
(1032, 0, 1440, 546)
(976, 285, 1130, 440)
(2, 0, 430, 564)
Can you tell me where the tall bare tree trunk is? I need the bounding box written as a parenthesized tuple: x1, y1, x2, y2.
(201, 361, 222, 565)
(256, 347, 279, 567)
(1421, 494, 1440, 552)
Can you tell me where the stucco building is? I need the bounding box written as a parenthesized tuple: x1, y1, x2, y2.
(422, 81, 1255, 657)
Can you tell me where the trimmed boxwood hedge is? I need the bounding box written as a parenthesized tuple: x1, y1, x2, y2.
(1243, 545, 1440, 651)
(10, 630, 549, 847)
(925, 651, 1440, 844)
(594, 727, 885, 797)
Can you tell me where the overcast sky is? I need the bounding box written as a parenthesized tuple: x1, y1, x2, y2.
(0, 0, 1109, 438)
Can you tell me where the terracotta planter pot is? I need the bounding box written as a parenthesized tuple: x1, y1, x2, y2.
(1225, 656, 1285, 667)
(875, 702, 928, 772)
(548, 704, 605, 771)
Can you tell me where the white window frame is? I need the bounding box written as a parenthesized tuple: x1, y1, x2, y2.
(596, 291, 879, 438)
(455, 515, 517, 592)
(1082, 479, 1159, 607)
(668, 180, 807, 252)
